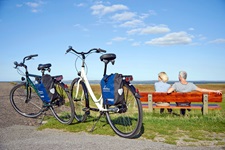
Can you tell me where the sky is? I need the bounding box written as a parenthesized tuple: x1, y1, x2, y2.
(1, 0, 225, 82)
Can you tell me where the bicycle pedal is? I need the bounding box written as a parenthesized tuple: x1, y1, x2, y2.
(82, 107, 90, 112)
(85, 111, 90, 115)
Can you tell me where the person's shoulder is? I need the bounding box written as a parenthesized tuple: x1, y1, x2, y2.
(187, 82, 197, 86)
(173, 82, 180, 85)
(154, 81, 159, 85)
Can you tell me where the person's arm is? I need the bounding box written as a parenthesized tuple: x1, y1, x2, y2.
(167, 87, 175, 93)
(195, 87, 222, 94)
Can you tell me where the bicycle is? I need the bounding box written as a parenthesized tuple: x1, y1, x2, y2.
(9, 54, 75, 124)
(65, 46, 143, 138)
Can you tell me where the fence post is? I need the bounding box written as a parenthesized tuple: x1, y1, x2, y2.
(148, 94, 153, 112)
(203, 94, 208, 115)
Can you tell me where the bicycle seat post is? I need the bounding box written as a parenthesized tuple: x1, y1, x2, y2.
(100, 53, 116, 76)
(103, 61, 109, 76)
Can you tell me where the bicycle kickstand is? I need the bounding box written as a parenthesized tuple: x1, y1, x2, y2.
(89, 111, 105, 132)
(38, 107, 48, 124)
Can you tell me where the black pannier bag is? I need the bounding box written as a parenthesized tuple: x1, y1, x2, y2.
(35, 74, 58, 103)
(100, 73, 124, 105)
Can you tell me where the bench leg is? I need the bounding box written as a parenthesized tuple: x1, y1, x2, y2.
(203, 94, 208, 115)
(148, 94, 153, 112)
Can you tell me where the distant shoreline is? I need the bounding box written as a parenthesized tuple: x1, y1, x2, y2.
(2, 80, 225, 85)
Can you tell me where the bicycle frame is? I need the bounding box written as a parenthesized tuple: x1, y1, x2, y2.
(24, 73, 42, 102)
(76, 65, 106, 111)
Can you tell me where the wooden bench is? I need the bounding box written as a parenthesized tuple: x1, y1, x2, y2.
(139, 92, 222, 115)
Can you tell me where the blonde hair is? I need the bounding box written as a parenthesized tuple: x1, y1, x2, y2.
(158, 72, 169, 83)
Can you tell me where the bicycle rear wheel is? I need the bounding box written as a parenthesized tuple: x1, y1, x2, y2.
(70, 78, 87, 122)
(105, 83, 143, 138)
(50, 82, 75, 124)
(10, 82, 43, 118)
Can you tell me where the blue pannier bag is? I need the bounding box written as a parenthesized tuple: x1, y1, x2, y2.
(100, 73, 124, 105)
(35, 74, 58, 103)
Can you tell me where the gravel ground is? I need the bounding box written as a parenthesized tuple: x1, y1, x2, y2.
(0, 82, 224, 150)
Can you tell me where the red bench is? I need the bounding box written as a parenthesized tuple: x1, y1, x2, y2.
(139, 92, 222, 115)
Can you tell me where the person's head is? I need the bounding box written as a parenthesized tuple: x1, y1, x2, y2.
(158, 72, 169, 83)
(179, 71, 187, 81)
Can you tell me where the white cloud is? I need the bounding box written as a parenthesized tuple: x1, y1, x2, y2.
(127, 25, 170, 35)
(112, 37, 127, 41)
(111, 12, 136, 21)
(16, 4, 23, 7)
(26, 2, 40, 8)
(209, 38, 225, 44)
(145, 32, 193, 46)
(91, 4, 128, 16)
(75, 3, 85, 7)
(24, 1, 45, 13)
(120, 19, 144, 28)
(74, 24, 88, 32)
(106, 41, 112, 45)
(131, 42, 141, 46)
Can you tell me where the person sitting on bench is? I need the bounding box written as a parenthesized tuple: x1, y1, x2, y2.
(154, 72, 172, 113)
(167, 71, 222, 116)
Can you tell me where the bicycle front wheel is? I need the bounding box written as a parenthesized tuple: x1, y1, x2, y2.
(50, 82, 75, 124)
(70, 78, 88, 122)
(105, 83, 143, 138)
(10, 82, 43, 118)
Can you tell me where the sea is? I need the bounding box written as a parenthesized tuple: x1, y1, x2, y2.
(63, 80, 225, 85)
(2, 80, 225, 85)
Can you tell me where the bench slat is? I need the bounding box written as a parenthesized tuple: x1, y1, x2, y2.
(141, 103, 221, 110)
(140, 92, 222, 103)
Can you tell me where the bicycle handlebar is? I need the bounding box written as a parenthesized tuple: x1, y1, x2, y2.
(65, 46, 106, 58)
(14, 54, 38, 68)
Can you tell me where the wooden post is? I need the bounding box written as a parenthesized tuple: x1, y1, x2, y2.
(203, 94, 208, 115)
(148, 94, 153, 112)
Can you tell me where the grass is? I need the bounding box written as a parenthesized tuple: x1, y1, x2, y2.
(38, 84, 225, 146)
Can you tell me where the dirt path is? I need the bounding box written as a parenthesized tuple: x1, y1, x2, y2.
(0, 82, 40, 128)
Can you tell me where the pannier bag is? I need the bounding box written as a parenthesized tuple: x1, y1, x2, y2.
(100, 73, 124, 105)
(35, 74, 58, 103)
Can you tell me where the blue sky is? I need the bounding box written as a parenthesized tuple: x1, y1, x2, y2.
(1, 0, 225, 82)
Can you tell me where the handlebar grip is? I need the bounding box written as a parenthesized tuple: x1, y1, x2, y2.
(30, 54, 38, 57)
(65, 46, 73, 54)
(97, 48, 106, 53)
(25, 54, 38, 61)
(14, 61, 19, 66)
(14, 61, 23, 68)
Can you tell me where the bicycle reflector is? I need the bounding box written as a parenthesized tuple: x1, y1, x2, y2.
(124, 75, 133, 82)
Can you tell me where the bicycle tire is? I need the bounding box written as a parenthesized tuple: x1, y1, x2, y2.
(50, 82, 75, 124)
(10, 82, 43, 118)
(105, 83, 143, 138)
(70, 78, 88, 122)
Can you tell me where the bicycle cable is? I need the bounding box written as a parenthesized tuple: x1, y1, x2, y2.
(16, 68, 25, 76)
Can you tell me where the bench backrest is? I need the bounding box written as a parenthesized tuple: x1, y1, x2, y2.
(139, 92, 222, 103)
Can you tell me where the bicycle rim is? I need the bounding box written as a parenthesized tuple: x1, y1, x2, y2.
(10, 82, 43, 118)
(70, 78, 87, 122)
(50, 82, 75, 124)
(105, 83, 143, 138)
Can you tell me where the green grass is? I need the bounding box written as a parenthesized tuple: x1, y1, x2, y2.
(38, 84, 225, 146)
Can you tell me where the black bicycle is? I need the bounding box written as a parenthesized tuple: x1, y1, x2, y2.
(9, 54, 75, 124)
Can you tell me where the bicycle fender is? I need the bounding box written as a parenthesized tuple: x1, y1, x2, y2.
(127, 83, 141, 99)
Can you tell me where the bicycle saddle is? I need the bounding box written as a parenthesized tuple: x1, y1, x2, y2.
(37, 63, 52, 70)
(100, 53, 116, 61)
